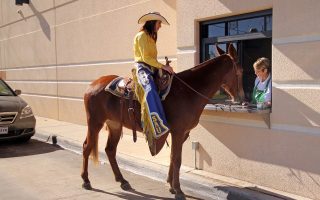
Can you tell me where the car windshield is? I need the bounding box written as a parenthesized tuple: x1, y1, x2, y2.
(0, 80, 15, 96)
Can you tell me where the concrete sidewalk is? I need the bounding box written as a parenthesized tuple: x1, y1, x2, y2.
(34, 116, 310, 200)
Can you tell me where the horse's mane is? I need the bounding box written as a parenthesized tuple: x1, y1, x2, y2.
(176, 54, 231, 77)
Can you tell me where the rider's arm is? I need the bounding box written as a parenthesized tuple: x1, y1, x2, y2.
(134, 32, 163, 69)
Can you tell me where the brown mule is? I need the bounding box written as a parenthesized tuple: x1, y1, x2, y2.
(81, 44, 244, 200)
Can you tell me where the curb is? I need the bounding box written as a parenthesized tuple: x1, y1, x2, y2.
(34, 132, 286, 200)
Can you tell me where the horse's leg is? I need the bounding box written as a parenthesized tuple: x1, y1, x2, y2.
(167, 132, 189, 197)
(167, 145, 175, 194)
(81, 121, 104, 190)
(169, 133, 187, 200)
(105, 120, 131, 190)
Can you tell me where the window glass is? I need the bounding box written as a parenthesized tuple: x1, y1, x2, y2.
(205, 43, 228, 60)
(266, 15, 272, 31)
(206, 44, 215, 60)
(0, 80, 15, 96)
(228, 17, 265, 35)
(208, 23, 225, 37)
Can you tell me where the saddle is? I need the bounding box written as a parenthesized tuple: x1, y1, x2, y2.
(105, 69, 172, 143)
(105, 77, 135, 100)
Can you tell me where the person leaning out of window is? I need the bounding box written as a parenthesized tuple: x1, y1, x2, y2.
(251, 57, 271, 109)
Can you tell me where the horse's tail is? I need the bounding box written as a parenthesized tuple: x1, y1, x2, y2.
(84, 91, 101, 165)
(85, 75, 118, 165)
(90, 133, 99, 165)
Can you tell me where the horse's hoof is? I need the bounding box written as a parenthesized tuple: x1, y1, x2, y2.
(120, 182, 132, 191)
(175, 193, 186, 200)
(169, 187, 176, 194)
(82, 182, 92, 190)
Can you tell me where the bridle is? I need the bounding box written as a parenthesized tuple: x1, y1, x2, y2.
(172, 55, 242, 104)
(230, 56, 243, 103)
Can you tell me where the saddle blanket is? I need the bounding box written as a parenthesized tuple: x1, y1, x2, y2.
(105, 77, 136, 99)
(104, 76, 172, 101)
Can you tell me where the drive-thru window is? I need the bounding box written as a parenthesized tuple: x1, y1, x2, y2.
(200, 10, 272, 113)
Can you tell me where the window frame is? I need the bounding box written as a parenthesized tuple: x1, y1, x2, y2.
(200, 10, 272, 113)
(200, 9, 272, 62)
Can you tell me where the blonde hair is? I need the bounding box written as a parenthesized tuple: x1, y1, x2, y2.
(253, 57, 271, 72)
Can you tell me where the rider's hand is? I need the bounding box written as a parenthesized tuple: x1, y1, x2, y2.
(162, 64, 174, 74)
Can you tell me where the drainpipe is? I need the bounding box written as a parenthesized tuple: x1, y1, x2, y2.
(192, 141, 199, 169)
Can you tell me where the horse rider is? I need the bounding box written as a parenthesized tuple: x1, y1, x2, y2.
(132, 12, 174, 139)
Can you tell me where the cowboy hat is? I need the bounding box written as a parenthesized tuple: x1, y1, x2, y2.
(138, 12, 170, 25)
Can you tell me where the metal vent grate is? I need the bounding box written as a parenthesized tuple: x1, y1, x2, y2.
(0, 112, 18, 125)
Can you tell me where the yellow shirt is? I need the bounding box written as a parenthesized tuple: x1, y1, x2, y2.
(134, 31, 163, 69)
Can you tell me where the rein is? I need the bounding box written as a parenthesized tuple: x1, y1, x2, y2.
(172, 56, 241, 104)
(233, 60, 242, 101)
(173, 74, 216, 103)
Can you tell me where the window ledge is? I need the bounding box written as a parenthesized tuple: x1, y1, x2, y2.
(205, 104, 271, 114)
(202, 105, 271, 128)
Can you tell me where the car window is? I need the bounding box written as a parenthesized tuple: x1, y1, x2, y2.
(0, 80, 15, 96)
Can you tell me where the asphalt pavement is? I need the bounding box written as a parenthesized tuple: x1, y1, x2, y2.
(0, 140, 204, 200)
(33, 116, 310, 200)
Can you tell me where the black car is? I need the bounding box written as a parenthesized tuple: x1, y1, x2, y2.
(0, 79, 36, 142)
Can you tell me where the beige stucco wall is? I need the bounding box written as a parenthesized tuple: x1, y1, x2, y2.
(0, 0, 177, 124)
(2, 0, 320, 199)
(177, 0, 320, 199)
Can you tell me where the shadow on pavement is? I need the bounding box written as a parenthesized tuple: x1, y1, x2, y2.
(0, 139, 62, 158)
(215, 186, 294, 200)
(91, 187, 205, 200)
(91, 187, 173, 200)
(247, 186, 295, 200)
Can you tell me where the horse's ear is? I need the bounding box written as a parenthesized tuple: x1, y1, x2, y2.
(215, 44, 225, 56)
(227, 43, 238, 61)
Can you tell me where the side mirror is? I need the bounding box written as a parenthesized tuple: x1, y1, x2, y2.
(15, 89, 21, 95)
(16, 0, 30, 6)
